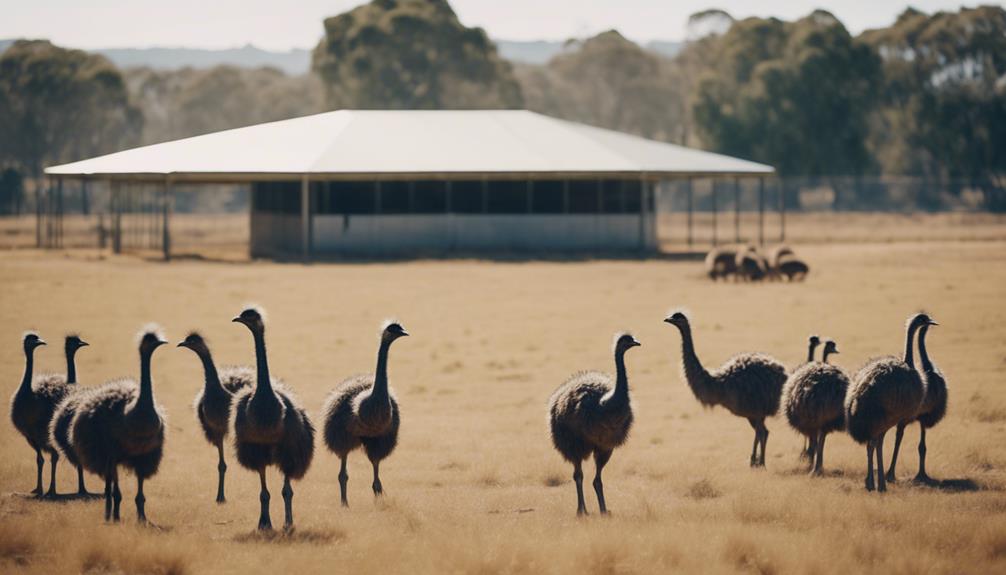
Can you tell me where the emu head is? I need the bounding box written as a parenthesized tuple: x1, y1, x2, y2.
(65, 334, 89, 354)
(822, 339, 839, 361)
(23, 332, 45, 352)
(613, 332, 641, 355)
(663, 310, 690, 330)
(907, 312, 938, 333)
(808, 335, 821, 349)
(381, 320, 409, 343)
(177, 331, 209, 354)
(138, 325, 168, 355)
(233, 306, 266, 333)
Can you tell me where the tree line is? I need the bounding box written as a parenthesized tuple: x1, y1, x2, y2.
(1, 0, 1003, 213)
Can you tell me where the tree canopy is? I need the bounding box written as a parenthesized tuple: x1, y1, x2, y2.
(312, 0, 522, 109)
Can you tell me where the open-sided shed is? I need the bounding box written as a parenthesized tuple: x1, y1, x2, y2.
(45, 109, 774, 258)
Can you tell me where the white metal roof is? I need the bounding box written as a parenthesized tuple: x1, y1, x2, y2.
(46, 110, 773, 181)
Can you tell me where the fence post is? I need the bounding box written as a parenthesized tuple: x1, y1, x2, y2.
(779, 179, 786, 242)
(301, 175, 310, 260)
(758, 177, 765, 247)
(734, 177, 741, 244)
(711, 179, 718, 247)
(162, 178, 172, 261)
(686, 177, 693, 248)
(112, 181, 122, 254)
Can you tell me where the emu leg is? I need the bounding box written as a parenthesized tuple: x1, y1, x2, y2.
(104, 475, 113, 521)
(338, 456, 349, 507)
(281, 475, 294, 530)
(885, 422, 906, 482)
(592, 449, 612, 515)
(216, 443, 227, 504)
(811, 431, 826, 476)
(748, 419, 760, 467)
(573, 460, 587, 516)
(111, 470, 122, 522)
(76, 465, 95, 497)
(135, 477, 147, 524)
(760, 423, 770, 467)
(32, 449, 43, 496)
(258, 469, 272, 531)
(45, 450, 59, 498)
(371, 460, 383, 496)
(914, 426, 932, 484)
(865, 441, 875, 491)
(876, 432, 887, 493)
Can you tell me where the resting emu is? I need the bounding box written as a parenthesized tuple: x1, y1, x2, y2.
(48, 335, 96, 498)
(232, 307, 315, 531)
(782, 340, 849, 475)
(323, 320, 409, 507)
(705, 248, 738, 281)
(548, 332, 640, 515)
(778, 258, 809, 282)
(885, 320, 948, 484)
(845, 313, 932, 492)
(663, 311, 788, 467)
(10, 332, 66, 497)
(177, 332, 252, 503)
(71, 327, 167, 523)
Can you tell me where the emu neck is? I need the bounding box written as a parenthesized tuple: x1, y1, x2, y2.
(903, 322, 921, 368)
(822, 350, 833, 364)
(606, 348, 630, 408)
(19, 345, 35, 394)
(807, 342, 818, 363)
(251, 328, 273, 397)
(136, 348, 156, 413)
(678, 324, 715, 404)
(372, 338, 392, 401)
(198, 348, 223, 395)
(917, 326, 933, 372)
(66, 347, 78, 384)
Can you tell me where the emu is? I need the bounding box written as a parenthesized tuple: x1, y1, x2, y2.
(782, 340, 849, 475)
(798, 335, 822, 460)
(663, 311, 788, 467)
(735, 249, 767, 282)
(778, 258, 809, 282)
(71, 327, 167, 523)
(845, 313, 933, 492)
(885, 319, 948, 484)
(177, 332, 252, 503)
(548, 332, 640, 515)
(705, 247, 738, 281)
(231, 307, 315, 531)
(323, 320, 409, 507)
(10, 332, 67, 497)
(48, 335, 96, 498)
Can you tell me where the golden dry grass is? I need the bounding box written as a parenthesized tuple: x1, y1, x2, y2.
(1, 227, 1006, 573)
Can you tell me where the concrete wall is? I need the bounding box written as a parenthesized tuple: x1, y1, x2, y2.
(309, 214, 649, 256)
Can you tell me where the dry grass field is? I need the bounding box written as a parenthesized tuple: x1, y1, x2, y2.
(1, 226, 1006, 573)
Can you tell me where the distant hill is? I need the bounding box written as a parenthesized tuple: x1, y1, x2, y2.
(0, 38, 681, 72)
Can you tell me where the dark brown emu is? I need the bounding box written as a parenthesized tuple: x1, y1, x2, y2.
(845, 313, 932, 493)
(885, 320, 948, 484)
(323, 321, 409, 507)
(783, 340, 850, 475)
(48, 335, 97, 498)
(231, 307, 315, 531)
(177, 332, 252, 503)
(663, 311, 788, 467)
(10, 332, 67, 497)
(71, 327, 167, 523)
(548, 333, 640, 516)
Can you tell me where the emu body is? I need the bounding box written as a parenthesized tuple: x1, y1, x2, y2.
(46, 335, 94, 497)
(231, 307, 315, 531)
(179, 333, 252, 503)
(70, 329, 167, 522)
(323, 321, 408, 506)
(885, 322, 948, 484)
(845, 314, 931, 492)
(548, 333, 639, 515)
(664, 311, 788, 467)
(782, 340, 849, 474)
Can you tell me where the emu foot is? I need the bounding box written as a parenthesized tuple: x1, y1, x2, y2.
(913, 473, 936, 486)
(885, 471, 897, 483)
(865, 477, 875, 491)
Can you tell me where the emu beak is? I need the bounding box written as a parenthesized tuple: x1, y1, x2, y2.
(78, 340, 89, 347)
(662, 317, 673, 324)
(631, 339, 642, 348)
(231, 317, 242, 323)
(400, 329, 410, 337)
(176, 341, 187, 348)
(928, 320, 939, 326)
(37, 339, 46, 346)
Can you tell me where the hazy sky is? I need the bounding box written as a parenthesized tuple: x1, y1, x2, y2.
(1, 0, 991, 50)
